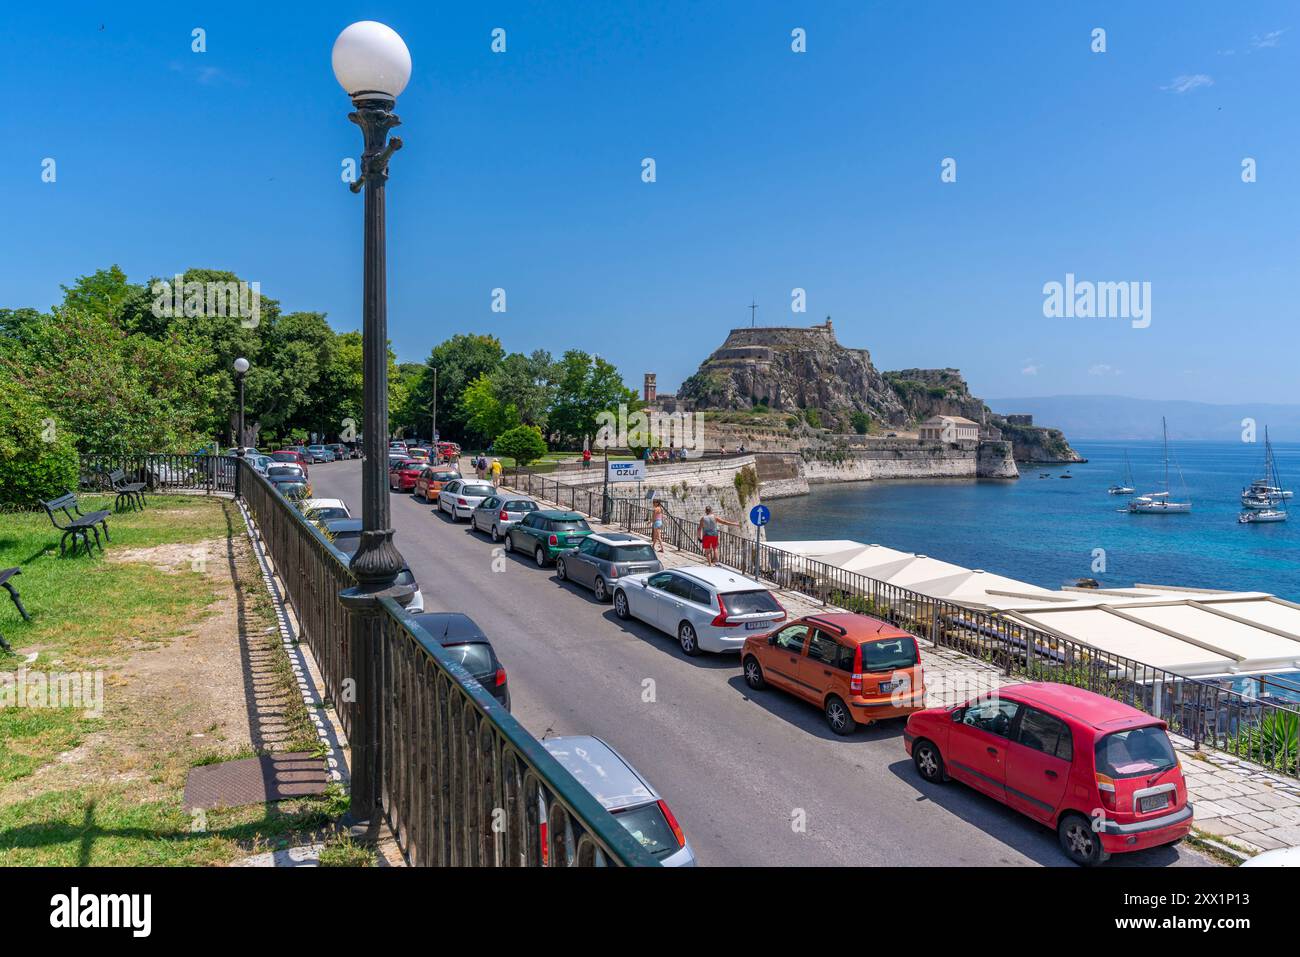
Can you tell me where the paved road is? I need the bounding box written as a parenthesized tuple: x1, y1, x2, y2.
(312, 459, 1210, 867)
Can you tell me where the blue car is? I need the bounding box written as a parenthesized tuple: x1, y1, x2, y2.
(306, 444, 336, 463)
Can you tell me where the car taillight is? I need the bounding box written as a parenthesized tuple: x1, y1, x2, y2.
(499, 510, 509, 521)
(850, 644, 864, 694)
(457, 498, 468, 506)
(608, 566, 618, 578)
(658, 800, 685, 848)
(710, 593, 730, 627)
(548, 534, 558, 546)
(494, 667, 507, 687)
(539, 822, 548, 865)
(1095, 773, 1118, 811)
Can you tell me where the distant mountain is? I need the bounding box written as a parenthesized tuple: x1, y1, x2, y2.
(988, 395, 1300, 441)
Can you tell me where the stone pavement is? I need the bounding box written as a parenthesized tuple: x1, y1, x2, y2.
(506, 471, 1300, 859)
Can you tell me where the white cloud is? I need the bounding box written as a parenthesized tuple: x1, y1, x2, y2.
(1161, 74, 1214, 94)
(1021, 361, 1040, 376)
(1089, 363, 1122, 377)
(1251, 29, 1286, 50)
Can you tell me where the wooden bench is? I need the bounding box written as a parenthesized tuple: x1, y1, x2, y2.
(109, 468, 147, 512)
(0, 567, 30, 652)
(42, 492, 112, 556)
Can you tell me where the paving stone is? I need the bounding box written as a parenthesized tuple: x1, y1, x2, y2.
(1237, 831, 1286, 851)
(1196, 817, 1243, 837)
(1226, 812, 1271, 831)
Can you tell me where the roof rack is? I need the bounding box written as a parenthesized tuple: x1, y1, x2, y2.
(806, 615, 847, 636)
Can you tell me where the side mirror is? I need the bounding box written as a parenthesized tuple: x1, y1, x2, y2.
(767, 634, 777, 646)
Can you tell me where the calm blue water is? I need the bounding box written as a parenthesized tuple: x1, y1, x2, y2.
(773, 441, 1300, 601)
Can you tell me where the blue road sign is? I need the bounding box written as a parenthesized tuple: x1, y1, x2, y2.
(749, 504, 771, 526)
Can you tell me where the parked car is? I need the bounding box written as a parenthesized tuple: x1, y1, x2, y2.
(266, 465, 311, 499)
(904, 682, 1193, 866)
(407, 612, 510, 710)
(613, 565, 785, 656)
(406, 446, 430, 463)
(413, 467, 461, 502)
(437, 478, 498, 521)
(306, 444, 335, 463)
(248, 453, 272, 475)
(300, 497, 351, 521)
(270, 449, 310, 476)
(323, 519, 425, 612)
(292, 444, 318, 464)
(469, 494, 539, 541)
(388, 457, 424, 492)
(324, 443, 351, 461)
(504, 509, 592, 566)
(557, 532, 662, 602)
(741, 612, 926, 735)
(539, 735, 695, 866)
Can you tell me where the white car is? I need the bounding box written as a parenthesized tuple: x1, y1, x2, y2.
(612, 564, 786, 656)
(437, 479, 498, 521)
(300, 498, 351, 521)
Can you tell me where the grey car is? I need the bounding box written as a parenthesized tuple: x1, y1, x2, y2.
(470, 494, 539, 541)
(540, 735, 695, 867)
(557, 532, 663, 603)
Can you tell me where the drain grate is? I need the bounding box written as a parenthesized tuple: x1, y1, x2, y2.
(184, 752, 328, 811)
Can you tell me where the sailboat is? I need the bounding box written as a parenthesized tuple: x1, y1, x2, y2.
(1107, 450, 1136, 495)
(1241, 428, 1292, 508)
(1128, 418, 1192, 514)
(1239, 428, 1288, 524)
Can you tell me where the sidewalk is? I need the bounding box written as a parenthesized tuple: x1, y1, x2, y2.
(504, 473, 1300, 860)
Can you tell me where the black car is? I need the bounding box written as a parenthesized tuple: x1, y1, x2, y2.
(266, 465, 310, 499)
(408, 612, 510, 711)
(321, 518, 426, 612)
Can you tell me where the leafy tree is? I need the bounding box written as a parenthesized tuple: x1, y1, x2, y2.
(489, 350, 556, 429)
(549, 350, 640, 449)
(0, 368, 80, 507)
(850, 411, 872, 435)
(408, 334, 505, 443)
(462, 373, 521, 444)
(493, 424, 547, 468)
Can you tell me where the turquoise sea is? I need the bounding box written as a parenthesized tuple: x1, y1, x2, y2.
(772, 441, 1300, 602)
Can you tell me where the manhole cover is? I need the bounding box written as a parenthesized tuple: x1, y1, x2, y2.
(184, 752, 327, 810)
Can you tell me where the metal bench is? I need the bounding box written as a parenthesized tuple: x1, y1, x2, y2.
(42, 492, 112, 556)
(109, 468, 147, 512)
(0, 567, 30, 652)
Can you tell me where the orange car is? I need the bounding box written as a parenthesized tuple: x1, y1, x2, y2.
(414, 466, 461, 502)
(741, 612, 926, 735)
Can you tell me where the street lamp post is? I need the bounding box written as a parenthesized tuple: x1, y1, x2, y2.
(233, 357, 249, 497)
(332, 20, 415, 827)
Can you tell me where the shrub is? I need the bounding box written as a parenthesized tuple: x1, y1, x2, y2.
(803, 408, 823, 429)
(733, 465, 759, 505)
(494, 424, 548, 468)
(850, 411, 871, 435)
(0, 373, 80, 507)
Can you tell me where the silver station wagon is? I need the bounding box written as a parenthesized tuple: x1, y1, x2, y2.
(557, 532, 663, 602)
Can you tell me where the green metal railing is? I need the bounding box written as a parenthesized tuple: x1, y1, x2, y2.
(507, 465, 1299, 779)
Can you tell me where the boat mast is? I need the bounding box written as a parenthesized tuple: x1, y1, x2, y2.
(1162, 416, 1170, 492)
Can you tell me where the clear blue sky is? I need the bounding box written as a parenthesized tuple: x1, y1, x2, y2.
(4, 2, 1296, 404)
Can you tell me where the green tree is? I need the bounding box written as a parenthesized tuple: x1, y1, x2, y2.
(493, 424, 548, 468)
(462, 373, 521, 444)
(549, 350, 640, 448)
(850, 411, 872, 435)
(409, 334, 505, 443)
(0, 368, 80, 507)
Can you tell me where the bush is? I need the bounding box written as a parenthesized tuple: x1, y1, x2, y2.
(803, 408, 823, 429)
(0, 373, 80, 507)
(493, 424, 548, 468)
(850, 411, 871, 435)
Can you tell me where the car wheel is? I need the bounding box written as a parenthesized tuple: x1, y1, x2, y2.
(556, 558, 568, 581)
(491, 525, 502, 543)
(742, 655, 766, 690)
(913, 739, 945, 783)
(534, 547, 547, 567)
(824, 695, 856, 735)
(678, 621, 701, 657)
(593, 576, 609, 602)
(614, 590, 630, 620)
(1058, 813, 1109, 866)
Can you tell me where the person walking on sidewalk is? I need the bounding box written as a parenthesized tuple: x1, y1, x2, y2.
(696, 506, 737, 566)
(651, 500, 666, 552)
(582, 448, 592, 470)
(490, 457, 503, 483)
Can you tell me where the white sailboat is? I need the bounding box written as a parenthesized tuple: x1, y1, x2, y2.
(1107, 450, 1136, 495)
(1239, 428, 1288, 524)
(1128, 418, 1192, 514)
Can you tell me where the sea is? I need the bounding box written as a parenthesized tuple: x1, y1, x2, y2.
(772, 440, 1300, 602)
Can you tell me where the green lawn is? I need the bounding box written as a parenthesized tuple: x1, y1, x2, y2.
(0, 494, 346, 866)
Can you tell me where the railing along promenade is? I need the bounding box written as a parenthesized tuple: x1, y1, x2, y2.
(507, 464, 1300, 780)
(79, 453, 657, 866)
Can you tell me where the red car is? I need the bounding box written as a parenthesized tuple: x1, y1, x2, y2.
(388, 457, 424, 492)
(270, 449, 309, 478)
(904, 682, 1192, 865)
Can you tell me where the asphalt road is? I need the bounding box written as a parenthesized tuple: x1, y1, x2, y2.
(311, 459, 1210, 867)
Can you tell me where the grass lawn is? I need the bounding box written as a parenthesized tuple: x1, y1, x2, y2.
(0, 493, 346, 866)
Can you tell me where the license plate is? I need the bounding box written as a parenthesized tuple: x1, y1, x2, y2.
(745, 621, 768, 630)
(879, 680, 899, 693)
(1138, 793, 1170, 813)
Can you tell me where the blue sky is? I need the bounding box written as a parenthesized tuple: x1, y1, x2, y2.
(3, 2, 1296, 405)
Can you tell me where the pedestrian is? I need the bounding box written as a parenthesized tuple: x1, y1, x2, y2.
(651, 499, 666, 553)
(583, 448, 592, 470)
(696, 505, 737, 566)
(490, 457, 502, 483)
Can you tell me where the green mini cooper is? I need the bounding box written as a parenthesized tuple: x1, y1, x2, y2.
(505, 510, 593, 566)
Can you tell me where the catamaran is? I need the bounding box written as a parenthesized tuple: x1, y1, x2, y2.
(1128, 418, 1191, 514)
(1239, 427, 1288, 524)
(1107, 450, 1136, 495)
